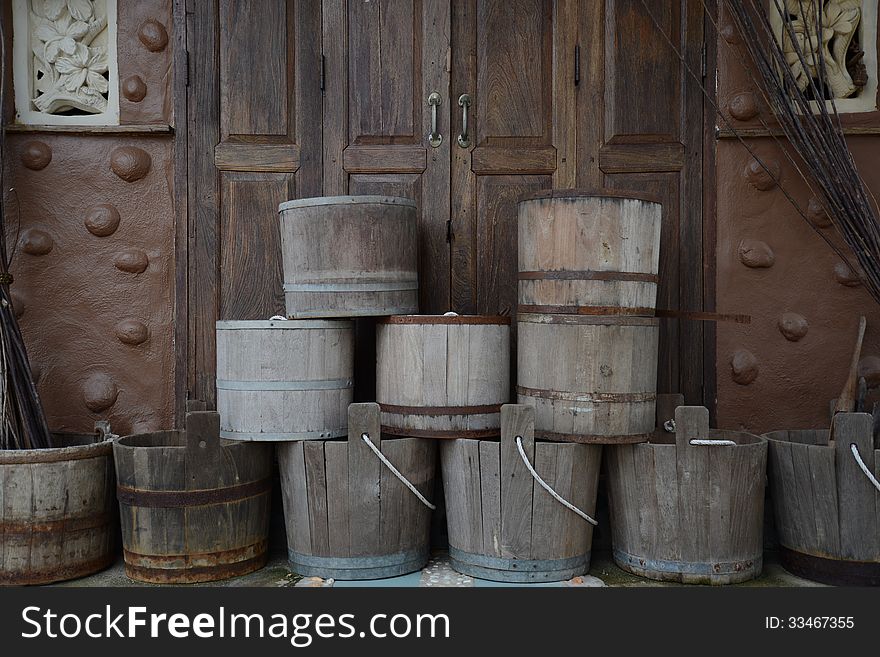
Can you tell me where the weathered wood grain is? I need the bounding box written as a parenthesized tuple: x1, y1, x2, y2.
(279, 197, 419, 318)
(0, 431, 116, 585)
(216, 320, 353, 441)
(500, 404, 534, 558)
(377, 316, 510, 437)
(834, 413, 878, 561)
(114, 412, 273, 584)
(279, 403, 434, 579)
(607, 405, 766, 584)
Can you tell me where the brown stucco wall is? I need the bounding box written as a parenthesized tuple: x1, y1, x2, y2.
(4, 2, 175, 435)
(715, 10, 880, 433)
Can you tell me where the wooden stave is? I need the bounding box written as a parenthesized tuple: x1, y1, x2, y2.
(440, 427, 602, 583)
(606, 422, 767, 585)
(376, 319, 510, 437)
(517, 193, 662, 311)
(276, 422, 435, 580)
(517, 317, 659, 442)
(0, 433, 117, 586)
(216, 320, 354, 441)
(113, 432, 272, 584)
(764, 423, 880, 583)
(279, 196, 419, 318)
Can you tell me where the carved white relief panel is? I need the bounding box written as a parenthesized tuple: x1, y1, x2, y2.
(13, 0, 119, 125)
(774, 0, 878, 113)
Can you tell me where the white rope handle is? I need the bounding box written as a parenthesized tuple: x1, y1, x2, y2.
(361, 433, 436, 510)
(515, 436, 598, 526)
(850, 443, 880, 493)
(689, 439, 737, 446)
(269, 315, 287, 321)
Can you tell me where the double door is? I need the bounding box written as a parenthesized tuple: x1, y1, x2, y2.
(187, 0, 708, 410)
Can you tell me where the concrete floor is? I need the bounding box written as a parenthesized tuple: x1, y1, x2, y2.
(52, 550, 822, 588)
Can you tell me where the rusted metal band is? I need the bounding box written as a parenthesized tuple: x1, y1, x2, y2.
(516, 386, 656, 403)
(379, 315, 511, 325)
(614, 549, 759, 577)
(0, 439, 112, 464)
(518, 313, 659, 327)
(123, 543, 268, 584)
(0, 553, 115, 586)
(381, 425, 500, 440)
(117, 477, 271, 508)
(533, 430, 651, 445)
(779, 546, 880, 587)
(0, 511, 113, 534)
(518, 304, 656, 316)
(380, 403, 502, 416)
(518, 270, 658, 283)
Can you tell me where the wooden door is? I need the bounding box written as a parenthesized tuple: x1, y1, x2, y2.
(583, 0, 708, 405)
(322, 0, 451, 314)
(188, 0, 322, 405)
(450, 0, 577, 316)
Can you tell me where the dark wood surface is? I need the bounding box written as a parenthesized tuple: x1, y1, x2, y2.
(186, 0, 712, 409)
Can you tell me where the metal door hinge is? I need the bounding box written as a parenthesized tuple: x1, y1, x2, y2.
(446, 219, 453, 243)
(574, 44, 580, 86)
(320, 55, 326, 92)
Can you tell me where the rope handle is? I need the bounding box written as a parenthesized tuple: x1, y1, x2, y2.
(361, 433, 436, 510)
(269, 315, 287, 321)
(515, 436, 597, 526)
(689, 439, 737, 446)
(851, 443, 880, 493)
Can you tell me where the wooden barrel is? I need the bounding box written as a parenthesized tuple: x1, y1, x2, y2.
(442, 405, 601, 582)
(216, 319, 353, 441)
(376, 315, 510, 439)
(279, 403, 436, 579)
(517, 312, 658, 443)
(279, 196, 419, 318)
(0, 424, 116, 585)
(113, 409, 272, 583)
(764, 412, 880, 586)
(517, 190, 662, 314)
(606, 405, 766, 584)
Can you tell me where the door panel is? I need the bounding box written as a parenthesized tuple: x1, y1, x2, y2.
(594, 0, 707, 404)
(189, 0, 321, 405)
(323, 0, 451, 313)
(451, 0, 564, 316)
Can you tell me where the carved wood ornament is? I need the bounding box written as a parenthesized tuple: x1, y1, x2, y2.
(781, 0, 865, 99)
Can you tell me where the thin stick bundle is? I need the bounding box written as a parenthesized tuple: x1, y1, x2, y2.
(0, 21, 52, 450)
(721, 0, 880, 304)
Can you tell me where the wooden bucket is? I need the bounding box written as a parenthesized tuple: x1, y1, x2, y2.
(517, 190, 662, 315)
(517, 312, 658, 443)
(376, 314, 510, 439)
(516, 190, 661, 445)
(606, 404, 767, 584)
(442, 404, 601, 582)
(216, 319, 353, 441)
(0, 423, 116, 585)
(279, 195, 419, 318)
(279, 403, 436, 579)
(764, 412, 880, 586)
(113, 409, 272, 583)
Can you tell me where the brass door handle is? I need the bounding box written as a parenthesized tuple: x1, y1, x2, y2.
(457, 94, 471, 148)
(428, 92, 442, 147)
